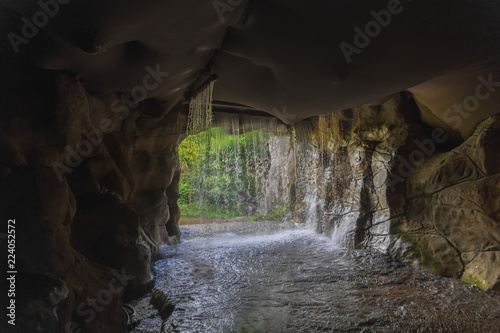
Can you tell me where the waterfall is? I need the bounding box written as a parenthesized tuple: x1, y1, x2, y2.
(290, 112, 358, 247)
(319, 112, 351, 247)
(187, 81, 214, 136)
(258, 120, 294, 216)
(181, 113, 294, 220)
(292, 121, 324, 232)
(180, 105, 360, 248)
(241, 116, 271, 215)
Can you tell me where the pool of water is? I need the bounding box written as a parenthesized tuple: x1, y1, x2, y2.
(131, 221, 500, 333)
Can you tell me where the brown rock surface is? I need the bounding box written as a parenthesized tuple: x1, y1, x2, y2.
(290, 95, 500, 294)
(1, 2, 500, 330)
(0, 70, 186, 332)
(403, 115, 500, 292)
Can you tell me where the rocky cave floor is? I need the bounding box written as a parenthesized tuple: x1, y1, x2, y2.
(126, 220, 500, 333)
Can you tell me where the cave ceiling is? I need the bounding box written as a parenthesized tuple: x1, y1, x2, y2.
(1, 0, 500, 139)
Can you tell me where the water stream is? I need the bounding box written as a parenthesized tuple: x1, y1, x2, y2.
(158, 110, 500, 332)
(131, 221, 500, 333)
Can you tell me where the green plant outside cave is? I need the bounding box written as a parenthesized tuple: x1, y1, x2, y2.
(399, 232, 443, 274)
(178, 202, 241, 218)
(461, 273, 487, 291)
(178, 127, 272, 218)
(251, 203, 296, 222)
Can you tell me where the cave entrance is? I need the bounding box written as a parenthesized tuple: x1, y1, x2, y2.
(178, 114, 296, 224)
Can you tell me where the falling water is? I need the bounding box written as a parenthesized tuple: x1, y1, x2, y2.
(206, 114, 243, 216)
(240, 116, 293, 216)
(134, 110, 500, 332)
(187, 81, 214, 136)
(240, 116, 272, 215)
(292, 121, 324, 232)
(318, 112, 354, 247)
(182, 113, 296, 220)
(182, 107, 360, 247)
(289, 112, 357, 247)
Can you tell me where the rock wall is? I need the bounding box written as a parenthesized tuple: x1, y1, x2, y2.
(1, 68, 498, 333)
(289, 93, 500, 294)
(0, 70, 186, 332)
(405, 115, 500, 292)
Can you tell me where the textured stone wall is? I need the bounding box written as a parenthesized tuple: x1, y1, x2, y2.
(0, 70, 186, 332)
(291, 93, 500, 294)
(1, 68, 498, 332)
(404, 115, 500, 292)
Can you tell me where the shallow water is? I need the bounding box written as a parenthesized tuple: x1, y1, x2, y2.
(132, 221, 500, 333)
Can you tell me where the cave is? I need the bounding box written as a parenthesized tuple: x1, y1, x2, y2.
(1, 0, 500, 332)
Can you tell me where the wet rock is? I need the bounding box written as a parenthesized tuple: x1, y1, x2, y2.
(0, 72, 185, 332)
(405, 114, 500, 286)
(291, 93, 500, 292)
(150, 289, 175, 319)
(462, 251, 500, 294)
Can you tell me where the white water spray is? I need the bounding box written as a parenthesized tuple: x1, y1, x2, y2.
(187, 81, 215, 136)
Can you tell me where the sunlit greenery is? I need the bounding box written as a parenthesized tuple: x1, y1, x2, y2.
(251, 203, 296, 221)
(178, 128, 270, 218)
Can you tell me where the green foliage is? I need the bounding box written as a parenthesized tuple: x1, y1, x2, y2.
(178, 180, 194, 205)
(399, 232, 443, 274)
(178, 135, 199, 170)
(178, 127, 271, 218)
(460, 273, 487, 291)
(251, 203, 296, 222)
